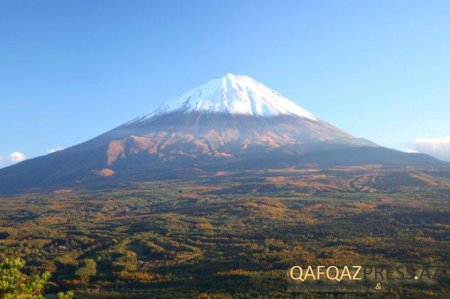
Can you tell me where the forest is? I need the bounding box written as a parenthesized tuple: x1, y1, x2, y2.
(1, 167, 449, 298)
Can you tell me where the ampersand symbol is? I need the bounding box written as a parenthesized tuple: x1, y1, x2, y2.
(375, 283, 382, 290)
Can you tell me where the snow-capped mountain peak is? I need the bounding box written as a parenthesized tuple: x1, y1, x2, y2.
(134, 74, 317, 122)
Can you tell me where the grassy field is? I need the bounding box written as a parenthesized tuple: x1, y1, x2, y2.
(1, 167, 449, 298)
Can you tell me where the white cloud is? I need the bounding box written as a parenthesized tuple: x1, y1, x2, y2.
(0, 151, 26, 168)
(405, 148, 418, 153)
(47, 147, 64, 154)
(414, 135, 450, 162)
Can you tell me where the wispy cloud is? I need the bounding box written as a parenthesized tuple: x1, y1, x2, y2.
(47, 147, 64, 154)
(414, 135, 450, 162)
(0, 151, 26, 168)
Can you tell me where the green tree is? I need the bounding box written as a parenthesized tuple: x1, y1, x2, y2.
(74, 259, 97, 283)
(0, 258, 50, 299)
(57, 290, 75, 299)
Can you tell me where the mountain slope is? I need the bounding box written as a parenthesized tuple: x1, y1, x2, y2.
(0, 74, 444, 194)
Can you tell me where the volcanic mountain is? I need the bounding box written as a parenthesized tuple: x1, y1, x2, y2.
(0, 74, 442, 194)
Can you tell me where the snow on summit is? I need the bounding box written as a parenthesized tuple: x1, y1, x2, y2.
(136, 74, 317, 122)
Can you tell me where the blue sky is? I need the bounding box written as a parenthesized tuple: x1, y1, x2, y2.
(1, 0, 450, 166)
